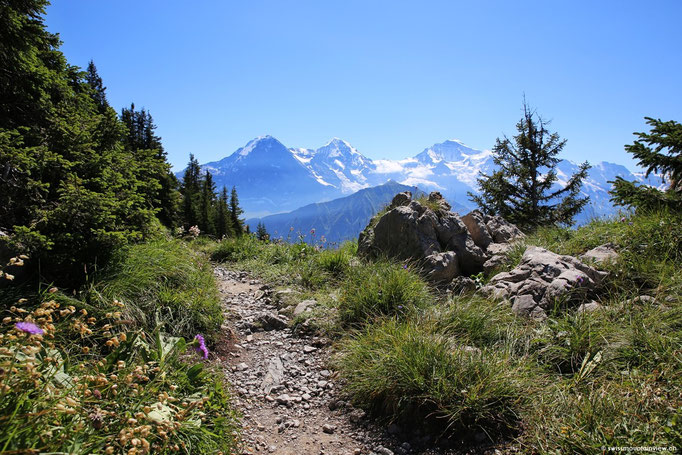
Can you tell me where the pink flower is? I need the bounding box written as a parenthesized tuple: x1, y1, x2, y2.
(15, 322, 43, 335)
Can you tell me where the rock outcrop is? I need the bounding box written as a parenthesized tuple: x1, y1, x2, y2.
(481, 246, 608, 319)
(580, 243, 619, 265)
(358, 192, 523, 283)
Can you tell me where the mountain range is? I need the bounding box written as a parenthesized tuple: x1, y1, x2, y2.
(179, 135, 663, 240)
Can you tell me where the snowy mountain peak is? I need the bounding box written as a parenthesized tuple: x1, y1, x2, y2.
(318, 137, 361, 157)
(236, 135, 286, 157)
(416, 139, 485, 164)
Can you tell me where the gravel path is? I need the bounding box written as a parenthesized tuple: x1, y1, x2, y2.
(214, 267, 497, 455)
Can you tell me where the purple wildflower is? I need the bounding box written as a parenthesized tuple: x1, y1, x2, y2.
(15, 322, 44, 335)
(194, 334, 209, 359)
(576, 276, 585, 286)
(402, 264, 408, 270)
(620, 217, 626, 223)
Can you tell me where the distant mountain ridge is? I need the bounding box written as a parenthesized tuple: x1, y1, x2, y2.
(178, 135, 663, 223)
(246, 180, 435, 244)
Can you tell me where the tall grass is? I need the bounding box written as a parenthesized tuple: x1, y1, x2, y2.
(336, 316, 528, 438)
(337, 261, 432, 327)
(90, 239, 222, 342)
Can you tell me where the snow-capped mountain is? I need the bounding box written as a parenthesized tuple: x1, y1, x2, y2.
(198, 136, 338, 217)
(180, 135, 663, 222)
(291, 138, 374, 194)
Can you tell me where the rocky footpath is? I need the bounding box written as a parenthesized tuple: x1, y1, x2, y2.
(214, 267, 502, 455)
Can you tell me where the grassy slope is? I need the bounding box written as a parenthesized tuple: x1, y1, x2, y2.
(211, 210, 682, 452)
(0, 237, 239, 454)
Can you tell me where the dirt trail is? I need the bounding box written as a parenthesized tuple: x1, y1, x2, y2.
(214, 266, 487, 455)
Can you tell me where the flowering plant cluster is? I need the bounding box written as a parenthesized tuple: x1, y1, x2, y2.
(0, 257, 236, 454)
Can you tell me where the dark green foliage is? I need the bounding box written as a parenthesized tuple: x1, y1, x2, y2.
(179, 164, 242, 238)
(0, 1, 180, 284)
(180, 154, 202, 228)
(198, 170, 217, 235)
(230, 186, 245, 235)
(216, 186, 234, 238)
(610, 117, 682, 212)
(469, 102, 590, 230)
(85, 60, 108, 112)
(120, 103, 180, 228)
(256, 221, 269, 241)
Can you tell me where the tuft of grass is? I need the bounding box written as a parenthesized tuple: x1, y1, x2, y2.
(414, 194, 444, 212)
(314, 244, 353, 277)
(431, 295, 525, 351)
(336, 317, 527, 438)
(338, 261, 432, 327)
(90, 239, 222, 343)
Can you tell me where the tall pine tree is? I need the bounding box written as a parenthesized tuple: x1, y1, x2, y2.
(198, 170, 217, 235)
(120, 103, 180, 227)
(610, 117, 682, 212)
(469, 102, 590, 230)
(180, 154, 201, 228)
(216, 186, 234, 238)
(229, 186, 245, 236)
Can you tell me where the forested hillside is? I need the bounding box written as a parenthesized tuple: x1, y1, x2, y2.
(0, 2, 240, 453)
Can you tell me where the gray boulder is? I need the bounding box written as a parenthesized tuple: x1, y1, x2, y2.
(462, 210, 493, 250)
(358, 192, 486, 280)
(486, 214, 524, 243)
(424, 251, 459, 283)
(482, 246, 608, 319)
(580, 243, 619, 266)
(293, 299, 316, 317)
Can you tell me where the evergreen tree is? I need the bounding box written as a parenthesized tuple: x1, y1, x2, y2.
(198, 170, 217, 235)
(85, 60, 108, 112)
(229, 186, 245, 236)
(256, 222, 269, 241)
(0, 0, 176, 284)
(216, 186, 234, 238)
(120, 103, 180, 227)
(610, 117, 682, 212)
(469, 102, 590, 230)
(181, 154, 201, 228)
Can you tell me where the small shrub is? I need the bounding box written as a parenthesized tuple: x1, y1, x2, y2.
(338, 261, 432, 327)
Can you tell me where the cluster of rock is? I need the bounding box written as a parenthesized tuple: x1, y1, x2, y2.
(358, 191, 523, 283)
(358, 191, 620, 318)
(480, 246, 609, 319)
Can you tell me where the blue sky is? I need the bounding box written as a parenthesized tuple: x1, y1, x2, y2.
(46, 0, 682, 171)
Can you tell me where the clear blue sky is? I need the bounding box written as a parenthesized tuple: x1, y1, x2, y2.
(45, 0, 682, 171)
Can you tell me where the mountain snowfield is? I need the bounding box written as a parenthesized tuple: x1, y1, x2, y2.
(188, 135, 663, 224)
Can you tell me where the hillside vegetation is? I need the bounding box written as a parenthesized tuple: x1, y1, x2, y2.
(210, 208, 682, 452)
(0, 2, 240, 453)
